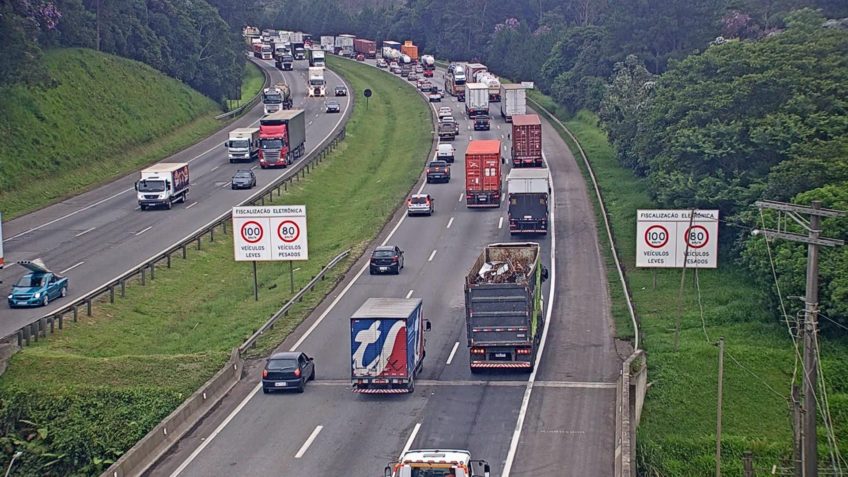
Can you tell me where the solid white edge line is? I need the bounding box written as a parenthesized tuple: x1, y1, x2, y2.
(446, 217, 454, 229)
(74, 227, 96, 237)
(446, 341, 460, 365)
(59, 261, 84, 274)
(294, 425, 324, 459)
(427, 249, 437, 262)
(502, 152, 556, 477)
(498, 217, 504, 229)
(406, 289, 414, 299)
(400, 423, 422, 457)
(135, 226, 152, 236)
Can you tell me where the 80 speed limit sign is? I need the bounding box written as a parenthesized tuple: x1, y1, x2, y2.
(636, 209, 719, 268)
(233, 206, 308, 261)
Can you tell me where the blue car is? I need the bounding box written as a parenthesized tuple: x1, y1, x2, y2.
(8, 260, 69, 308)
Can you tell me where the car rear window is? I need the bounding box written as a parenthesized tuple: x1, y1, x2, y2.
(373, 250, 395, 258)
(429, 162, 445, 168)
(410, 196, 429, 204)
(267, 358, 298, 370)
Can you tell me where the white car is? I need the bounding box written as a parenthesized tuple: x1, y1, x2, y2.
(437, 107, 452, 119)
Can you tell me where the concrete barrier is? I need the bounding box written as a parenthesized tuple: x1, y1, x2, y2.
(614, 350, 646, 477)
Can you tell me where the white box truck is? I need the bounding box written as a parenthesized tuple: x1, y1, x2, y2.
(135, 163, 189, 210)
(500, 84, 527, 122)
(465, 83, 489, 118)
(225, 127, 260, 163)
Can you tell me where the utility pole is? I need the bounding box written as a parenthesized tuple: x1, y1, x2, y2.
(754, 200, 846, 477)
(716, 337, 725, 477)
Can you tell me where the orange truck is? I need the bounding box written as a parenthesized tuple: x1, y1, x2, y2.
(401, 40, 419, 63)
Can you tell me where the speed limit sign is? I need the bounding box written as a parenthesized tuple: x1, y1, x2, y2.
(644, 225, 669, 249)
(637, 209, 719, 268)
(241, 221, 264, 244)
(232, 206, 308, 261)
(684, 225, 709, 249)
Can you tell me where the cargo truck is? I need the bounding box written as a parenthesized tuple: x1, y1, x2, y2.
(465, 140, 502, 207)
(401, 40, 419, 62)
(307, 66, 326, 97)
(275, 53, 294, 71)
(511, 114, 543, 167)
(476, 72, 502, 102)
(507, 169, 550, 234)
(500, 84, 527, 122)
(253, 43, 272, 60)
(353, 38, 377, 58)
(135, 163, 189, 210)
(335, 34, 355, 57)
(225, 127, 260, 163)
(465, 242, 548, 371)
(466, 63, 488, 81)
(258, 109, 306, 168)
(420, 55, 435, 70)
(262, 83, 292, 114)
(307, 48, 325, 67)
(350, 298, 431, 394)
(320, 35, 335, 52)
(385, 450, 491, 477)
(465, 83, 489, 118)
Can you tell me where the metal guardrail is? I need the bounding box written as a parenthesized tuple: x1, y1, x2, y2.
(215, 57, 271, 120)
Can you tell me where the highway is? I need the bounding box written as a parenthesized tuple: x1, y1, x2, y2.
(150, 58, 622, 476)
(0, 57, 351, 339)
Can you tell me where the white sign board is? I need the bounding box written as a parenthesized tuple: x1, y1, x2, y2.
(0, 212, 4, 269)
(233, 206, 308, 261)
(636, 209, 719, 268)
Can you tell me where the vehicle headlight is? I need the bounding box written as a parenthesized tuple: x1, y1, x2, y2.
(34, 292, 41, 299)
(7, 295, 12, 300)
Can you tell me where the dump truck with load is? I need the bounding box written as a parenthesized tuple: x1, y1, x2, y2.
(385, 450, 491, 477)
(507, 169, 550, 234)
(258, 109, 306, 168)
(465, 242, 548, 371)
(511, 114, 543, 167)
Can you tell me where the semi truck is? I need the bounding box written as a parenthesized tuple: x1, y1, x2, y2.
(465, 83, 489, 118)
(320, 35, 335, 52)
(507, 169, 550, 234)
(420, 54, 435, 70)
(258, 109, 306, 168)
(465, 242, 548, 371)
(511, 114, 543, 167)
(465, 140, 502, 207)
(350, 298, 431, 394)
(353, 38, 377, 58)
(307, 66, 326, 97)
(307, 48, 325, 67)
(385, 450, 491, 477)
(225, 127, 260, 163)
(275, 53, 294, 71)
(262, 83, 292, 114)
(401, 40, 419, 62)
(252, 43, 272, 60)
(476, 71, 502, 102)
(291, 40, 306, 60)
(135, 163, 189, 210)
(500, 84, 527, 122)
(335, 34, 355, 57)
(445, 64, 467, 101)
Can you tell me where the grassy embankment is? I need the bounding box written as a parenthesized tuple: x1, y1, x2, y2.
(0, 48, 263, 220)
(225, 60, 265, 111)
(528, 93, 848, 474)
(0, 55, 431, 475)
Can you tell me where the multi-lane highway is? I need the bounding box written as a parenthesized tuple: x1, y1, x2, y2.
(0, 57, 350, 339)
(150, 58, 622, 476)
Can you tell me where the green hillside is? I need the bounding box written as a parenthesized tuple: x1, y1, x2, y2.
(0, 48, 224, 219)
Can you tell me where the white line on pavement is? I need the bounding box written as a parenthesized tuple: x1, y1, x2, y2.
(446, 342, 460, 365)
(211, 165, 220, 172)
(186, 202, 198, 210)
(250, 165, 258, 170)
(458, 192, 464, 202)
(135, 226, 152, 236)
(446, 217, 454, 229)
(428, 250, 437, 262)
(406, 289, 414, 299)
(9, 188, 133, 240)
(400, 423, 422, 457)
(74, 227, 96, 237)
(294, 425, 324, 459)
(498, 217, 504, 229)
(59, 261, 85, 274)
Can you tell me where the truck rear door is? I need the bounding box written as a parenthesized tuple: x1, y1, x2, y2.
(351, 318, 409, 380)
(481, 155, 501, 192)
(466, 285, 531, 345)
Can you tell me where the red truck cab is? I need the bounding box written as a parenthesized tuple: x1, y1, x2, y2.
(258, 122, 290, 168)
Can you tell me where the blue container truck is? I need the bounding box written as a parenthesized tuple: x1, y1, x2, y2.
(350, 298, 431, 394)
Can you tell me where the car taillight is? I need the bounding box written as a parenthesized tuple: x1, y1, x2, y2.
(294, 368, 301, 377)
(391, 257, 399, 263)
(516, 348, 532, 355)
(262, 369, 268, 378)
(471, 347, 486, 355)
(425, 200, 431, 206)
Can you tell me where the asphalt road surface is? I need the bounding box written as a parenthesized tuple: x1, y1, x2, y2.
(0, 57, 351, 339)
(150, 58, 622, 477)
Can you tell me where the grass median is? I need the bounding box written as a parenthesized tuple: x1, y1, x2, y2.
(527, 99, 848, 474)
(0, 55, 432, 475)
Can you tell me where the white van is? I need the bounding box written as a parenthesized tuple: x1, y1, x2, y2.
(437, 144, 455, 163)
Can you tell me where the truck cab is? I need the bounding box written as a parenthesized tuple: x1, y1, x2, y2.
(8, 259, 69, 308)
(385, 450, 490, 477)
(308, 67, 326, 97)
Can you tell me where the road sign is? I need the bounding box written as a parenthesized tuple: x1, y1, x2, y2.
(233, 206, 308, 261)
(636, 209, 719, 268)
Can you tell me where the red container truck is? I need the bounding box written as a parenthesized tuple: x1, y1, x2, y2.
(511, 114, 543, 167)
(258, 110, 306, 168)
(353, 38, 377, 58)
(465, 140, 502, 208)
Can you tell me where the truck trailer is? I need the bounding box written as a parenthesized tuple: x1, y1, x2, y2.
(320, 35, 335, 52)
(465, 242, 548, 371)
(401, 40, 419, 62)
(262, 83, 292, 114)
(136, 163, 189, 210)
(465, 83, 489, 118)
(511, 114, 543, 167)
(500, 84, 527, 122)
(465, 140, 502, 207)
(335, 34, 355, 57)
(225, 127, 260, 163)
(350, 298, 431, 394)
(353, 38, 377, 58)
(507, 169, 550, 234)
(420, 54, 435, 70)
(258, 109, 306, 168)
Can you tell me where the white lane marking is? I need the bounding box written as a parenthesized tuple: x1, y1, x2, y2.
(400, 423, 422, 457)
(75, 227, 96, 237)
(427, 249, 437, 262)
(406, 289, 414, 299)
(308, 121, 314, 125)
(497, 124, 501, 129)
(59, 261, 85, 274)
(8, 187, 133, 240)
(294, 425, 324, 459)
(211, 165, 220, 172)
(186, 202, 198, 209)
(446, 217, 454, 229)
(501, 194, 506, 203)
(498, 217, 504, 229)
(250, 165, 258, 170)
(458, 192, 464, 202)
(135, 226, 152, 236)
(446, 342, 460, 365)
(502, 155, 557, 477)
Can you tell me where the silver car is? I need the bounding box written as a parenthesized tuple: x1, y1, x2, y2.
(407, 194, 435, 216)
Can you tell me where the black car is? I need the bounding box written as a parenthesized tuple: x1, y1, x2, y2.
(262, 351, 315, 393)
(474, 116, 491, 131)
(334, 85, 347, 96)
(231, 169, 256, 189)
(325, 100, 341, 113)
(369, 245, 404, 275)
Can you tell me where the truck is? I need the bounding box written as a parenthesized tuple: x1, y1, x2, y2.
(465, 140, 502, 207)
(465, 83, 489, 118)
(465, 242, 548, 371)
(445, 64, 467, 101)
(381, 47, 401, 63)
(507, 169, 550, 234)
(7, 259, 69, 308)
(335, 34, 355, 57)
(258, 109, 306, 168)
(511, 114, 543, 167)
(476, 71, 502, 102)
(262, 83, 292, 114)
(350, 298, 431, 394)
(466, 63, 488, 81)
(252, 42, 272, 60)
(438, 120, 459, 141)
(353, 38, 377, 58)
(307, 48, 325, 67)
(275, 53, 294, 71)
(500, 84, 527, 122)
(401, 40, 419, 62)
(382, 40, 401, 53)
(225, 127, 260, 163)
(385, 450, 491, 477)
(135, 163, 189, 210)
(307, 66, 326, 97)
(420, 54, 435, 70)
(320, 35, 335, 52)
(291, 41, 306, 60)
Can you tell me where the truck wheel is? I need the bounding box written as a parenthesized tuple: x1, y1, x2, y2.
(407, 379, 415, 393)
(61, 286, 67, 298)
(166, 201, 172, 210)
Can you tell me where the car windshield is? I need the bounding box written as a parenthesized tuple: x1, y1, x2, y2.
(267, 358, 298, 371)
(336, 87, 345, 91)
(309, 79, 324, 86)
(14, 275, 44, 288)
(263, 93, 282, 103)
(137, 179, 166, 192)
(373, 250, 396, 258)
(328, 102, 339, 107)
(229, 139, 250, 149)
(410, 196, 429, 204)
(409, 468, 460, 477)
(234, 172, 252, 179)
(261, 139, 284, 149)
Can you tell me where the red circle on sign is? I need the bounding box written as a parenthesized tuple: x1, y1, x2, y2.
(240, 220, 263, 243)
(644, 225, 669, 249)
(685, 225, 710, 249)
(277, 220, 300, 243)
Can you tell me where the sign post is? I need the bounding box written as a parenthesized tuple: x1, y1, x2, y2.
(364, 88, 372, 110)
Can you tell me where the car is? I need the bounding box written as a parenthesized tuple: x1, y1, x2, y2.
(231, 169, 256, 189)
(391, 66, 402, 74)
(325, 100, 341, 113)
(423, 69, 434, 78)
(400, 69, 410, 77)
(389, 61, 399, 69)
(428, 92, 441, 102)
(370, 245, 404, 274)
(376, 59, 388, 68)
(432, 87, 444, 98)
(426, 161, 450, 183)
(437, 143, 456, 163)
(415, 65, 423, 73)
(407, 193, 436, 216)
(7, 259, 68, 308)
(474, 116, 491, 131)
(418, 81, 432, 91)
(334, 85, 347, 96)
(262, 351, 315, 393)
(440, 116, 456, 124)
(437, 107, 453, 119)
(356, 53, 365, 61)
(407, 73, 418, 81)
